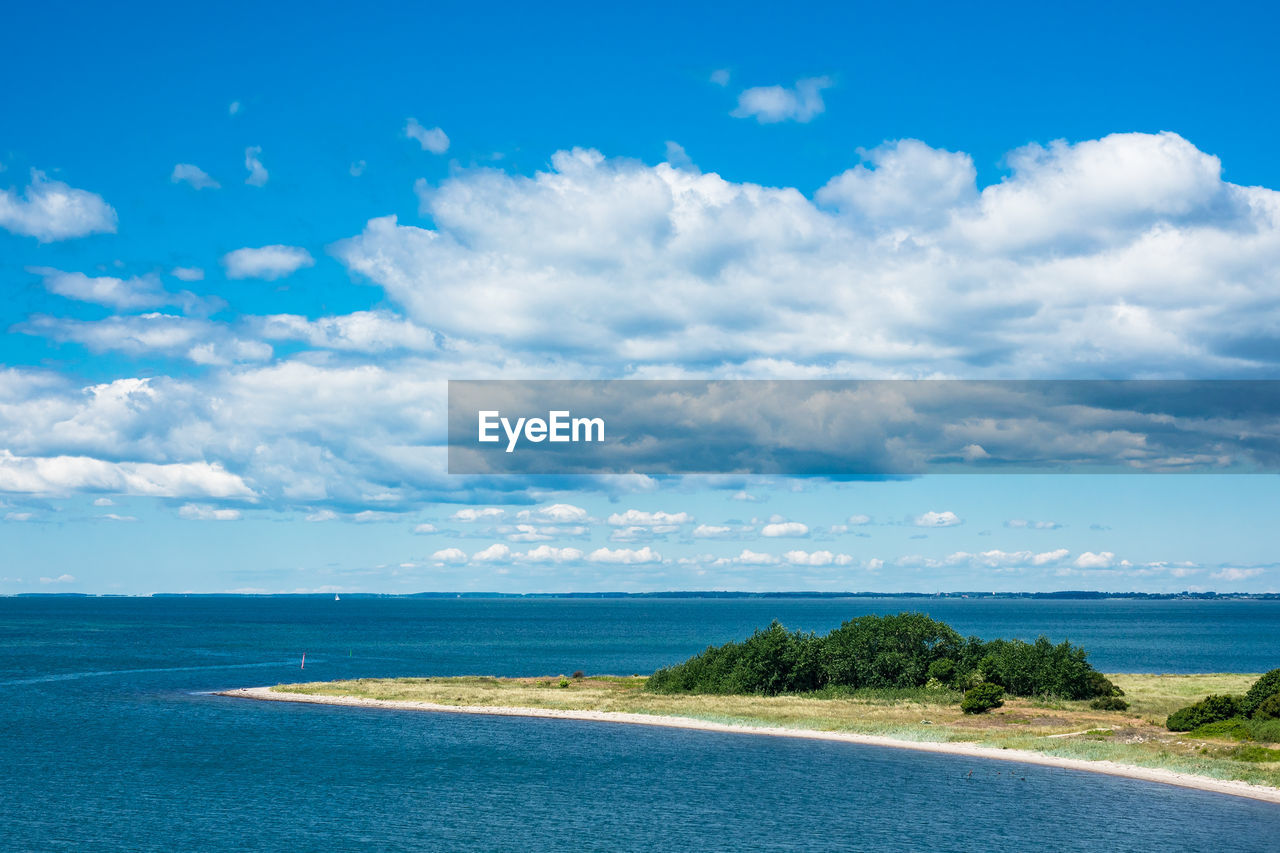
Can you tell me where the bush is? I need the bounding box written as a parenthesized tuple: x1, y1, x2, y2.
(571, 670, 585, 679)
(1167, 694, 1241, 731)
(1090, 696, 1130, 711)
(1189, 719, 1252, 740)
(646, 612, 1115, 701)
(1247, 718, 1280, 743)
(1253, 693, 1280, 721)
(961, 683, 1005, 714)
(1242, 668, 1280, 717)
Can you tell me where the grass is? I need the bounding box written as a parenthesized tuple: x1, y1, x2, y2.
(272, 673, 1280, 789)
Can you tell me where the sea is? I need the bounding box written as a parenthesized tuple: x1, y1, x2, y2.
(2, 595, 1278, 851)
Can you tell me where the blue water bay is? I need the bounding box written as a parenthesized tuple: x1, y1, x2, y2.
(1, 597, 1277, 851)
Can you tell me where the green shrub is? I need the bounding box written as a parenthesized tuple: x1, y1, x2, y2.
(1254, 693, 1280, 721)
(1090, 696, 1130, 711)
(1247, 718, 1280, 743)
(1242, 669, 1280, 717)
(961, 683, 1005, 714)
(647, 612, 1115, 700)
(1189, 718, 1252, 740)
(1167, 694, 1241, 731)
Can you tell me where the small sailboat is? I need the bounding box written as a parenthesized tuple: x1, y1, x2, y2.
(300, 652, 306, 670)
(334, 594, 340, 601)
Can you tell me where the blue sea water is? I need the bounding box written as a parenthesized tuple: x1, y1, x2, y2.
(1, 596, 1278, 851)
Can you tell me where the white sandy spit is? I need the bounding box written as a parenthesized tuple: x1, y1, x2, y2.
(219, 686, 1280, 805)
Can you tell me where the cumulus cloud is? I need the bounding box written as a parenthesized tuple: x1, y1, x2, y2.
(783, 549, 854, 566)
(178, 503, 242, 521)
(517, 504, 589, 523)
(0, 449, 253, 499)
(244, 147, 268, 186)
(693, 523, 733, 538)
(606, 509, 692, 527)
(472, 543, 511, 562)
(587, 546, 661, 564)
(405, 119, 449, 154)
(431, 547, 468, 564)
(731, 76, 831, 123)
(914, 511, 961, 528)
(170, 164, 220, 190)
(223, 245, 314, 280)
(0, 170, 117, 241)
(1211, 567, 1264, 582)
(254, 311, 434, 352)
(1074, 551, 1116, 569)
(452, 507, 505, 522)
(19, 314, 272, 365)
(334, 133, 1280, 379)
(30, 267, 181, 311)
(847, 514, 872, 525)
(761, 521, 809, 537)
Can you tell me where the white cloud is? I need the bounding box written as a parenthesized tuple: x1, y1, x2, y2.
(587, 546, 661, 564)
(452, 507, 505, 522)
(914, 511, 961, 528)
(412, 522, 436, 534)
(333, 133, 1280, 379)
(229, 100, 241, 116)
(847, 514, 871, 525)
(223, 245, 314, 280)
(517, 503, 588, 523)
(20, 314, 272, 364)
(817, 140, 975, 229)
(472, 543, 511, 562)
(0, 170, 117, 241)
(732, 491, 760, 502)
(178, 503, 243, 521)
(731, 76, 831, 123)
(729, 549, 778, 565)
(1074, 551, 1116, 569)
(40, 574, 75, 584)
(1211, 567, 1264, 582)
(517, 545, 583, 563)
(306, 509, 339, 522)
(606, 509, 692, 527)
(761, 521, 809, 537)
(710, 69, 730, 86)
(244, 146, 268, 186)
(783, 549, 854, 566)
(693, 523, 732, 538)
(350, 160, 366, 177)
(93, 497, 114, 506)
(171, 267, 204, 282)
(405, 119, 449, 154)
(0, 450, 254, 499)
(170, 164, 220, 190)
(31, 267, 173, 311)
(1005, 519, 1062, 530)
(431, 547, 468, 564)
(100, 513, 137, 522)
(255, 311, 434, 352)
(6, 511, 34, 522)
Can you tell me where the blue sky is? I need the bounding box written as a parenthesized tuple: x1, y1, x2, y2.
(2, 1, 1279, 594)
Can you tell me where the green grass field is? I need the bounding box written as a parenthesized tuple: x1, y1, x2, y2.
(273, 673, 1280, 789)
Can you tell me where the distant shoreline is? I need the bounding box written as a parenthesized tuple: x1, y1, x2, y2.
(220, 686, 1280, 805)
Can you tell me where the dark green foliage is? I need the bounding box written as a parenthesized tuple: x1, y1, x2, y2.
(1189, 719, 1252, 740)
(645, 621, 823, 696)
(1241, 668, 1280, 717)
(646, 612, 1115, 701)
(1253, 693, 1280, 721)
(1090, 695, 1130, 711)
(1248, 718, 1280, 742)
(1166, 694, 1241, 731)
(822, 613, 963, 690)
(926, 657, 956, 685)
(975, 636, 1117, 700)
(961, 683, 1005, 714)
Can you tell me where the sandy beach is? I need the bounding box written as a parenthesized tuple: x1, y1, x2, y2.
(220, 686, 1280, 805)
